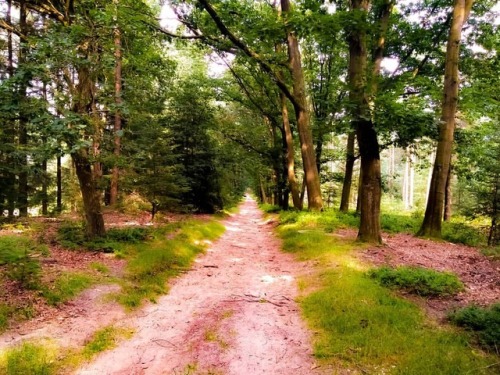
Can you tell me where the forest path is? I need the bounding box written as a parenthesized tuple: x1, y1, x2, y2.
(77, 196, 323, 375)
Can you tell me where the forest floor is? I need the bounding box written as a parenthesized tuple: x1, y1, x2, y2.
(0, 198, 499, 374)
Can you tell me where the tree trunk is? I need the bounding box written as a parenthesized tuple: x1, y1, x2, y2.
(57, 154, 62, 213)
(73, 151, 106, 237)
(340, 132, 356, 212)
(418, 0, 473, 237)
(5, 0, 16, 217)
(18, 0, 29, 217)
(280, 92, 301, 209)
(348, 0, 382, 243)
(110, 8, 122, 206)
(281, 0, 323, 211)
(443, 162, 453, 221)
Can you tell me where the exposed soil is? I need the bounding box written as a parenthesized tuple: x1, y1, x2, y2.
(1, 202, 499, 374)
(357, 229, 500, 319)
(76, 196, 323, 375)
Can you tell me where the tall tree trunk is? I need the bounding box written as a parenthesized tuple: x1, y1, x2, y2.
(348, 0, 382, 243)
(281, 0, 323, 211)
(340, 132, 356, 212)
(72, 151, 106, 237)
(18, 0, 29, 217)
(57, 154, 62, 213)
(6, 0, 16, 217)
(110, 5, 122, 206)
(280, 92, 301, 209)
(71, 66, 106, 237)
(443, 162, 453, 221)
(418, 0, 473, 237)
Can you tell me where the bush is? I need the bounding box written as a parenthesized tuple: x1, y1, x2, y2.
(449, 304, 500, 351)
(369, 266, 464, 297)
(442, 222, 485, 247)
(105, 227, 150, 243)
(57, 223, 151, 252)
(0, 236, 42, 289)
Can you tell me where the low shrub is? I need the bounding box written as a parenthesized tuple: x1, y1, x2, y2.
(381, 213, 420, 234)
(442, 222, 485, 247)
(369, 266, 464, 297)
(105, 227, 150, 243)
(259, 204, 281, 213)
(0, 236, 43, 289)
(449, 304, 500, 351)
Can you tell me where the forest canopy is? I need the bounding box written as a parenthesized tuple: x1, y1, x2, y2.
(0, 0, 498, 244)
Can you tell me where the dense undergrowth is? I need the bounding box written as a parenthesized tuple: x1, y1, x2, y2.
(272, 208, 499, 374)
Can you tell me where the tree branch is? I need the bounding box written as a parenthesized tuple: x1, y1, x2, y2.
(196, 0, 299, 108)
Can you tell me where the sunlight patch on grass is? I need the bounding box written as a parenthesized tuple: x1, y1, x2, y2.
(275, 211, 499, 374)
(0, 340, 57, 375)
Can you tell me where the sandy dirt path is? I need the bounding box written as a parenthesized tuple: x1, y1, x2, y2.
(77, 196, 322, 375)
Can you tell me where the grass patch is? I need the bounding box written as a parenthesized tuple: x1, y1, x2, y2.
(0, 304, 12, 333)
(369, 266, 464, 297)
(449, 304, 500, 352)
(41, 273, 93, 306)
(276, 211, 499, 374)
(0, 341, 57, 375)
(89, 262, 109, 274)
(116, 220, 224, 309)
(442, 221, 485, 247)
(82, 326, 133, 359)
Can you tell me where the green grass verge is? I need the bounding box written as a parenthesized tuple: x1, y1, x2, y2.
(82, 326, 133, 359)
(276, 213, 499, 374)
(369, 266, 464, 297)
(41, 273, 94, 306)
(0, 341, 57, 375)
(115, 219, 225, 309)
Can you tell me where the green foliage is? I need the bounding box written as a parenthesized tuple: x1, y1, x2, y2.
(0, 236, 43, 289)
(369, 266, 464, 297)
(259, 204, 281, 213)
(41, 273, 93, 306)
(116, 220, 225, 309)
(442, 221, 486, 247)
(57, 222, 151, 252)
(0, 341, 56, 375)
(449, 304, 500, 351)
(380, 213, 420, 234)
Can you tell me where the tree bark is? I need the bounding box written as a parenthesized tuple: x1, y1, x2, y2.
(443, 162, 453, 221)
(418, 0, 473, 237)
(72, 151, 106, 237)
(348, 0, 382, 243)
(18, 0, 29, 217)
(110, 4, 122, 206)
(340, 132, 356, 212)
(57, 154, 62, 213)
(281, 0, 323, 211)
(280, 92, 301, 209)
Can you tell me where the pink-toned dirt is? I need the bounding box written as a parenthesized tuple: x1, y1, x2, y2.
(76, 196, 323, 375)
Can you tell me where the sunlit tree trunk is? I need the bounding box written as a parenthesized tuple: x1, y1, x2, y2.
(340, 132, 355, 212)
(281, 0, 323, 211)
(418, 0, 473, 237)
(443, 162, 453, 221)
(280, 92, 301, 209)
